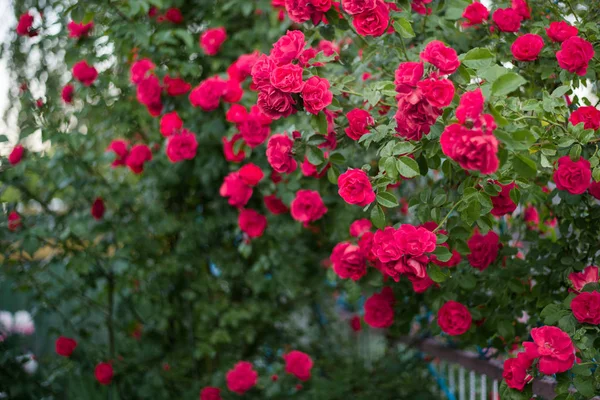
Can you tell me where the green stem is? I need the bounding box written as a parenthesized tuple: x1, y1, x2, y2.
(434, 199, 463, 233)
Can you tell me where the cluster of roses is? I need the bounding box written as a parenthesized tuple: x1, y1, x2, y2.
(283, 0, 333, 25)
(341, 0, 392, 37)
(394, 41, 457, 142)
(569, 266, 600, 324)
(55, 334, 114, 386)
(199, 351, 313, 399)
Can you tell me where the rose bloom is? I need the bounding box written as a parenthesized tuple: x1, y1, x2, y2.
(166, 131, 198, 163)
(350, 218, 372, 238)
(16, 12, 36, 37)
(238, 106, 273, 148)
(160, 111, 183, 137)
(437, 300, 472, 336)
(394, 96, 441, 141)
(420, 41, 460, 75)
(257, 87, 296, 120)
(270, 64, 305, 93)
(394, 62, 424, 94)
(364, 287, 395, 328)
(569, 106, 600, 130)
(107, 139, 129, 167)
(467, 230, 499, 271)
(228, 51, 260, 81)
(200, 387, 222, 400)
(395, 254, 429, 282)
(569, 266, 599, 292)
(137, 75, 163, 116)
(523, 205, 539, 228)
(130, 59, 154, 85)
(72, 60, 98, 86)
(222, 134, 246, 163)
(200, 27, 227, 56)
(511, 34, 544, 61)
(503, 353, 533, 391)
(251, 55, 276, 90)
(266, 134, 297, 174)
(290, 189, 327, 227)
(264, 194, 289, 214)
(62, 84, 74, 103)
(55, 336, 77, 357)
(553, 156, 591, 195)
(523, 326, 575, 375)
(301, 156, 329, 179)
(359, 231, 377, 263)
(91, 197, 105, 220)
(163, 75, 191, 96)
(8, 144, 24, 165)
(283, 351, 313, 381)
(342, 0, 377, 15)
(345, 109, 374, 140)
(238, 209, 268, 238)
(330, 242, 367, 280)
(8, 211, 22, 231)
(350, 315, 362, 332)
(372, 227, 403, 263)
(546, 21, 578, 43)
(164, 8, 183, 23)
(411, 0, 433, 15)
(68, 21, 94, 38)
(571, 291, 600, 324)
(318, 39, 340, 58)
(126, 144, 152, 174)
(284, 0, 311, 23)
(271, 30, 306, 65)
(456, 88, 484, 124)
(302, 76, 333, 115)
(490, 181, 517, 217)
(189, 76, 227, 111)
(226, 361, 258, 395)
(238, 163, 264, 186)
(492, 8, 522, 32)
(412, 275, 435, 293)
(440, 124, 499, 175)
(219, 172, 253, 208)
(556, 36, 595, 76)
(223, 78, 243, 104)
(511, 0, 530, 19)
(352, 0, 390, 37)
(462, 2, 489, 26)
(94, 362, 114, 385)
(395, 225, 435, 258)
(337, 169, 375, 207)
(417, 78, 455, 108)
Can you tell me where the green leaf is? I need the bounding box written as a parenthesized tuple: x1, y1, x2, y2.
(376, 191, 399, 208)
(433, 194, 447, 207)
(512, 154, 537, 179)
(460, 47, 495, 70)
(392, 141, 415, 156)
(306, 146, 325, 165)
(396, 157, 419, 178)
(428, 264, 448, 283)
(551, 85, 571, 98)
(433, 246, 452, 262)
(540, 304, 567, 325)
(0, 135, 8, 143)
(491, 73, 527, 97)
(174, 30, 194, 48)
(327, 166, 340, 184)
(573, 376, 595, 398)
(314, 112, 328, 135)
(0, 186, 21, 202)
(393, 17, 415, 38)
(370, 204, 386, 229)
(593, 167, 600, 182)
(571, 363, 592, 377)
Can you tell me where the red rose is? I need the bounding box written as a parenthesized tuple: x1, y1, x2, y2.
(8, 211, 21, 232)
(352, 0, 390, 37)
(318, 40, 340, 57)
(163, 76, 191, 96)
(251, 55, 277, 90)
(238, 163, 264, 186)
(130, 59, 154, 85)
(337, 169, 376, 207)
(394, 62, 424, 93)
(94, 362, 114, 385)
(270, 30, 306, 65)
(569, 266, 599, 292)
(364, 287, 395, 328)
(137, 75, 163, 116)
(345, 109, 374, 140)
(302, 76, 333, 115)
(523, 326, 575, 375)
(164, 8, 183, 23)
(270, 64, 305, 93)
(350, 315, 362, 332)
(226, 104, 248, 124)
(395, 95, 441, 141)
(107, 140, 129, 167)
(462, 2, 489, 26)
(284, 0, 311, 23)
(511, 0, 530, 19)
(411, 0, 433, 15)
(420, 41, 460, 75)
(200, 387, 222, 400)
(16, 12, 36, 37)
(440, 124, 499, 174)
(91, 197, 105, 220)
(396, 224, 437, 256)
(503, 353, 533, 391)
(571, 291, 600, 324)
(200, 27, 227, 56)
(437, 300, 471, 336)
(228, 51, 260, 81)
(257, 87, 297, 120)
(556, 36, 595, 76)
(67, 21, 94, 38)
(125, 144, 153, 174)
(350, 219, 372, 238)
(238, 209, 268, 238)
(467, 230, 499, 271)
(490, 181, 517, 217)
(61, 84, 74, 103)
(189, 76, 227, 111)
(417, 78, 455, 108)
(283, 351, 313, 381)
(492, 8, 522, 32)
(72, 60, 98, 86)
(301, 156, 329, 178)
(590, 181, 600, 199)
(511, 34, 544, 61)
(55, 336, 77, 357)
(553, 156, 591, 195)
(290, 189, 327, 227)
(569, 106, 600, 130)
(264, 194, 289, 214)
(166, 130, 198, 163)
(236, 106, 272, 148)
(342, 0, 377, 15)
(412, 275, 435, 293)
(223, 79, 243, 103)
(226, 361, 258, 395)
(358, 231, 376, 263)
(220, 172, 253, 208)
(266, 134, 297, 174)
(160, 111, 183, 137)
(394, 254, 429, 282)
(456, 88, 484, 124)
(546, 21, 578, 43)
(372, 227, 403, 263)
(8, 144, 24, 165)
(331, 242, 367, 280)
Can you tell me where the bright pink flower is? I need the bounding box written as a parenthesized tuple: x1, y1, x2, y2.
(125, 144, 153, 174)
(396, 224, 437, 256)
(364, 287, 395, 328)
(136, 75, 163, 116)
(238, 209, 268, 238)
(420, 41, 460, 75)
(270, 64, 305, 93)
(270, 30, 306, 65)
(8, 211, 21, 231)
(546, 21, 578, 43)
(372, 227, 403, 263)
(571, 291, 600, 324)
(94, 362, 114, 385)
(467, 230, 499, 271)
(337, 169, 376, 207)
(130, 59, 155, 84)
(8, 145, 24, 165)
(220, 172, 253, 208)
(200, 387, 222, 400)
(16, 13, 36, 37)
(490, 181, 517, 217)
(266, 134, 297, 174)
(226, 362, 258, 395)
(437, 301, 471, 336)
(72, 61, 98, 86)
(302, 76, 333, 115)
(283, 351, 313, 381)
(61, 84, 74, 103)
(238, 163, 264, 186)
(492, 8, 522, 32)
(352, 0, 390, 37)
(166, 130, 198, 163)
(331, 242, 367, 280)
(107, 140, 129, 167)
(570, 106, 600, 130)
(503, 353, 533, 391)
(345, 109, 374, 140)
(417, 78, 455, 108)
(200, 27, 227, 56)
(462, 2, 489, 26)
(523, 326, 575, 375)
(511, 34, 544, 61)
(556, 36, 595, 76)
(342, 0, 377, 15)
(160, 111, 183, 137)
(553, 156, 591, 195)
(350, 219, 372, 238)
(511, 0, 530, 19)
(68, 21, 94, 38)
(568, 266, 599, 292)
(189, 76, 227, 111)
(257, 87, 296, 120)
(290, 189, 327, 227)
(163, 76, 191, 96)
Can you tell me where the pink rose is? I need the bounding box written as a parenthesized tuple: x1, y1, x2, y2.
(569, 266, 599, 292)
(569, 106, 600, 130)
(166, 130, 198, 163)
(200, 27, 227, 56)
(440, 124, 499, 174)
(462, 2, 489, 26)
(337, 169, 376, 207)
(266, 134, 297, 174)
(437, 301, 472, 336)
(72, 60, 98, 86)
(163, 75, 191, 96)
(511, 34, 544, 61)
(490, 181, 517, 217)
(342, 0, 377, 15)
(226, 362, 258, 395)
(222, 134, 246, 163)
(420, 41, 460, 75)
(8, 144, 24, 165)
(270, 30, 306, 65)
(257, 87, 297, 120)
(571, 291, 600, 324)
(331, 242, 367, 280)
(345, 109, 374, 140)
(503, 353, 533, 391)
(264, 194, 289, 214)
(136, 75, 163, 116)
(238, 209, 268, 238)
(270, 64, 305, 93)
(349, 219, 372, 237)
(467, 230, 499, 271)
(394, 62, 424, 94)
(125, 144, 152, 174)
(546, 21, 578, 43)
(251, 55, 276, 90)
(189, 76, 227, 111)
(556, 36, 595, 76)
(302, 76, 333, 115)
(492, 8, 522, 32)
(68, 21, 93, 38)
(364, 287, 395, 328)
(290, 189, 327, 227)
(417, 78, 455, 108)
(219, 172, 253, 208)
(352, 0, 390, 37)
(523, 326, 575, 375)
(553, 156, 591, 195)
(238, 163, 264, 186)
(160, 111, 183, 137)
(396, 224, 437, 256)
(283, 351, 313, 381)
(62, 84, 74, 103)
(130, 59, 154, 84)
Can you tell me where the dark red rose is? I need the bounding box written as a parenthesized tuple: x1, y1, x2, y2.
(226, 361, 258, 395)
(503, 353, 533, 391)
(352, 0, 390, 37)
(199, 387, 222, 400)
(107, 140, 129, 167)
(437, 300, 471, 335)
(569, 106, 600, 130)
(91, 197, 105, 220)
(553, 156, 591, 195)
(136, 75, 163, 116)
(55, 336, 77, 357)
(490, 181, 517, 217)
(72, 60, 98, 86)
(350, 315, 362, 331)
(330, 242, 367, 280)
(257, 87, 296, 120)
(61, 84, 74, 103)
(94, 362, 113, 385)
(556, 36, 595, 76)
(364, 287, 395, 328)
(467, 230, 499, 271)
(264, 194, 289, 214)
(125, 144, 153, 174)
(164, 8, 183, 23)
(571, 291, 600, 324)
(8, 211, 21, 231)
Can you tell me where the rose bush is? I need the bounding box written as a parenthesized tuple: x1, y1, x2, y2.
(2, 0, 600, 398)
